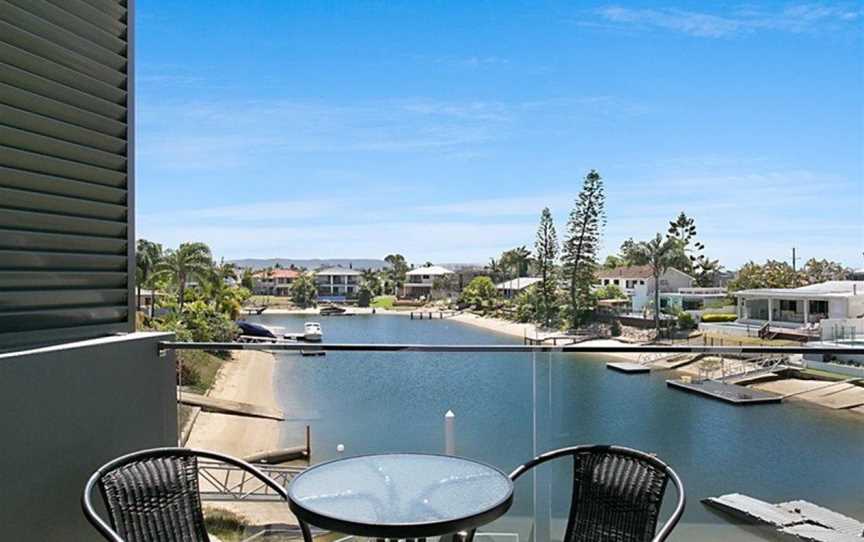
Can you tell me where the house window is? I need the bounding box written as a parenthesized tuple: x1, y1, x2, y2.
(780, 300, 797, 311)
(639, 280, 645, 285)
(809, 300, 829, 314)
(613, 279, 619, 285)
(603, 279, 610, 285)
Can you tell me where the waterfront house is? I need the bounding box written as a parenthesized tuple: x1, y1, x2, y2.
(403, 265, 456, 299)
(597, 266, 696, 314)
(733, 281, 864, 328)
(660, 287, 729, 314)
(253, 268, 300, 296)
(316, 266, 362, 300)
(597, 265, 694, 295)
(496, 277, 542, 299)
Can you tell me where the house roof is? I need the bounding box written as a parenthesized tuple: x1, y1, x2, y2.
(596, 265, 693, 280)
(496, 277, 542, 290)
(254, 269, 301, 279)
(406, 265, 454, 276)
(734, 281, 864, 299)
(316, 267, 362, 276)
(596, 265, 654, 279)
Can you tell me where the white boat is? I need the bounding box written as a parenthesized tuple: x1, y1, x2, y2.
(303, 322, 322, 342)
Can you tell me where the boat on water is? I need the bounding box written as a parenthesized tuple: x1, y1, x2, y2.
(303, 322, 323, 342)
(319, 304, 346, 316)
(236, 321, 277, 339)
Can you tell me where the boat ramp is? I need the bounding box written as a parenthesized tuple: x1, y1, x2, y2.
(704, 493, 863, 541)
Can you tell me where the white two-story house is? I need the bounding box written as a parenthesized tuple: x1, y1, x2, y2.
(315, 267, 362, 300)
(403, 265, 455, 299)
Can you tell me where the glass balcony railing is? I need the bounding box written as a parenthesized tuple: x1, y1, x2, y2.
(168, 329, 864, 542)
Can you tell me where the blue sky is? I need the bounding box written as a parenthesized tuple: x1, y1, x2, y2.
(135, 1, 863, 268)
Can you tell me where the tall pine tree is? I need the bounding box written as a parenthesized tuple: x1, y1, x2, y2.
(534, 207, 558, 327)
(563, 170, 606, 329)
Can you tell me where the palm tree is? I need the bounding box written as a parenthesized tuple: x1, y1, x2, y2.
(155, 242, 213, 312)
(360, 269, 380, 295)
(486, 258, 504, 282)
(511, 245, 532, 277)
(136, 239, 162, 316)
(202, 260, 242, 315)
(384, 254, 408, 295)
(633, 234, 678, 339)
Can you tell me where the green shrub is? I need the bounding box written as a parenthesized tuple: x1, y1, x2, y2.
(677, 312, 696, 330)
(701, 313, 738, 323)
(610, 319, 622, 336)
(459, 276, 498, 310)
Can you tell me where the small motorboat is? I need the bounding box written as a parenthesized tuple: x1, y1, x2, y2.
(319, 305, 346, 316)
(303, 322, 323, 342)
(236, 321, 277, 339)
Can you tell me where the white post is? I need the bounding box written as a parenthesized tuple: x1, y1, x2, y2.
(804, 299, 810, 325)
(767, 298, 773, 324)
(444, 410, 456, 455)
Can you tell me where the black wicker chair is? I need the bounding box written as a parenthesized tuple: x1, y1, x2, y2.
(509, 445, 685, 542)
(81, 447, 289, 542)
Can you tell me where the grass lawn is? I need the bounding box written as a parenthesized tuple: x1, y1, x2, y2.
(178, 349, 224, 394)
(697, 332, 801, 347)
(371, 295, 396, 309)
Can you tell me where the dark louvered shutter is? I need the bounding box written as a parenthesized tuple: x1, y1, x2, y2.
(0, 0, 134, 349)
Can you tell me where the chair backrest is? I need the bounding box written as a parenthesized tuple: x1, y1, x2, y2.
(83, 447, 290, 542)
(97, 453, 210, 542)
(510, 445, 685, 542)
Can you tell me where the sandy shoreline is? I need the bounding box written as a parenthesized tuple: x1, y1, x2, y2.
(186, 349, 295, 526)
(449, 312, 643, 361)
(186, 349, 282, 457)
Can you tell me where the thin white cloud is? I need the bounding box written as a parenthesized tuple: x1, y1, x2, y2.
(596, 4, 861, 38)
(137, 99, 512, 170)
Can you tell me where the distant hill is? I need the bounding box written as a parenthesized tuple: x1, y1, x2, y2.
(230, 258, 391, 271)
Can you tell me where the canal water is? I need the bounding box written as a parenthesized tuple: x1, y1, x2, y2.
(251, 313, 863, 541)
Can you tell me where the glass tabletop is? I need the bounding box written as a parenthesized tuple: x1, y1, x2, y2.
(287, 453, 513, 538)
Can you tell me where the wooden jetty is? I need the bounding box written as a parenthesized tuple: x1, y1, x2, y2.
(667, 378, 783, 405)
(245, 426, 311, 464)
(704, 493, 864, 541)
(241, 305, 268, 315)
(409, 310, 459, 320)
(606, 362, 650, 374)
(179, 392, 284, 421)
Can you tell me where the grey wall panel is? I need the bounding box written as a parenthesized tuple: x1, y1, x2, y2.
(0, 102, 127, 153)
(0, 250, 127, 271)
(0, 65, 127, 122)
(0, 0, 131, 347)
(46, 0, 128, 37)
(0, 19, 127, 83)
(0, 125, 127, 170)
(0, 305, 127, 331)
(0, 208, 127, 237)
(0, 333, 176, 541)
(0, 185, 127, 220)
(0, 288, 128, 310)
(0, 228, 126, 253)
(5, 0, 127, 54)
(0, 1, 126, 69)
(0, 166, 127, 204)
(0, 41, 126, 103)
(0, 144, 126, 186)
(0, 270, 128, 289)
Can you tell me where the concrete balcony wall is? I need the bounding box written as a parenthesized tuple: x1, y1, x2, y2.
(0, 332, 176, 541)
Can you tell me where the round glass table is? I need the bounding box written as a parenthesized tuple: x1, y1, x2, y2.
(287, 453, 514, 540)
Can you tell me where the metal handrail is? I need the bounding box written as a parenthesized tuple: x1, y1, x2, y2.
(159, 341, 864, 355)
